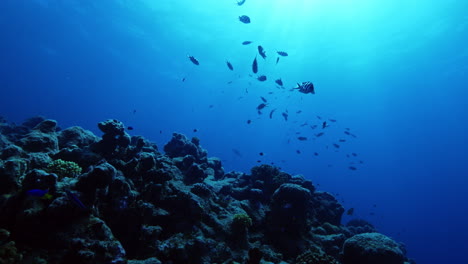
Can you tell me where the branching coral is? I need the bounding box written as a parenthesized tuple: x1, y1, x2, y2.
(47, 159, 82, 178)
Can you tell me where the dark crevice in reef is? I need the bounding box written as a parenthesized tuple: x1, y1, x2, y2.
(0, 116, 416, 264)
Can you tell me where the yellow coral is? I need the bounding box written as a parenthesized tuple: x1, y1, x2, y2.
(47, 159, 82, 179)
(232, 213, 252, 229)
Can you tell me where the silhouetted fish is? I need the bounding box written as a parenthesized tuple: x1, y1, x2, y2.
(297, 136, 308, 141)
(258, 45, 266, 59)
(242, 41, 253, 45)
(275, 78, 283, 86)
(282, 112, 288, 121)
(269, 109, 276, 119)
(247, 120, 252, 124)
(322, 121, 328, 129)
(237, 0, 246, 6)
(277, 51, 288, 56)
(256, 103, 267, 111)
(239, 15, 251, 23)
(329, 119, 337, 122)
(257, 75, 267, 82)
(346, 208, 354, 215)
(339, 139, 346, 142)
(260, 96, 267, 103)
(348, 166, 357, 171)
(252, 56, 258, 74)
(127, 126, 134, 131)
(315, 132, 324, 137)
(188, 55, 199, 65)
(226, 61, 234, 70)
(333, 143, 340, 148)
(296, 150, 301, 154)
(276, 57, 280, 64)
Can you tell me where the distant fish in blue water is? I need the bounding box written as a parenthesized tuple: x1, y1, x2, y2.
(258, 46, 266, 59)
(252, 56, 258, 74)
(277, 51, 288, 57)
(322, 121, 328, 129)
(237, 0, 246, 6)
(260, 96, 267, 103)
(348, 166, 357, 171)
(276, 57, 280, 64)
(292, 81, 315, 94)
(27, 189, 52, 199)
(127, 126, 134, 131)
(242, 41, 253, 45)
(226, 61, 234, 71)
(65, 190, 87, 209)
(257, 75, 267, 82)
(239, 15, 251, 24)
(269, 109, 276, 119)
(275, 78, 283, 87)
(282, 111, 288, 121)
(346, 208, 355, 215)
(315, 132, 324, 137)
(188, 55, 199, 65)
(232, 148, 243, 157)
(297, 136, 308, 141)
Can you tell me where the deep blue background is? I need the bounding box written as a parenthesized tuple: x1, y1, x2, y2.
(1, 1, 468, 263)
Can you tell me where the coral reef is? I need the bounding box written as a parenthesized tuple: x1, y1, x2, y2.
(0, 117, 415, 264)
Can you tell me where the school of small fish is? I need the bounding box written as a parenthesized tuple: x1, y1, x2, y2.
(181, 1, 364, 174)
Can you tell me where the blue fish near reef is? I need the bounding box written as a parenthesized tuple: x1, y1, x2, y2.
(65, 190, 87, 209)
(239, 15, 251, 24)
(26, 189, 52, 199)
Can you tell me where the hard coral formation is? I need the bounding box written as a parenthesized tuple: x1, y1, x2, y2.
(342, 232, 405, 264)
(0, 117, 415, 264)
(47, 159, 82, 178)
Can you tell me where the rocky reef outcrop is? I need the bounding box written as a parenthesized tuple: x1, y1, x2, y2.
(0, 116, 415, 264)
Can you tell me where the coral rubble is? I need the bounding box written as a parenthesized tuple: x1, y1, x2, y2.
(0, 117, 415, 264)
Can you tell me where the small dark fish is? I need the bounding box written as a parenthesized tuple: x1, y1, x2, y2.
(277, 51, 288, 56)
(239, 15, 251, 24)
(359, 160, 364, 164)
(314, 152, 319, 156)
(258, 45, 267, 59)
(182, 77, 186, 82)
(159, 130, 163, 134)
(65, 190, 87, 209)
(226, 61, 234, 71)
(127, 126, 134, 131)
(297, 136, 308, 141)
(315, 132, 324, 137)
(257, 160, 261, 163)
(252, 56, 258, 74)
(193, 129, 198, 132)
(310, 125, 318, 129)
(256, 103, 267, 111)
(352, 153, 358, 157)
(259, 152, 264, 156)
(257, 75, 267, 82)
(296, 150, 301, 154)
(237, 0, 246, 6)
(260, 96, 267, 103)
(344, 131, 351, 135)
(295, 132, 301, 135)
(188, 55, 199, 65)
(333, 143, 340, 148)
(317, 115, 322, 120)
(26, 189, 52, 199)
(209, 104, 214, 108)
(247, 119, 252, 124)
(300, 122, 308, 127)
(339, 139, 346, 142)
(282, 112, 288, 121)
(275, 78, 283, 86)
(329, 119, 337, 122)
(132, 109, 137, 114)
(269, 109, 276, 119)
(227, 81, 233, 84)
(242, 41, 253, 45)
(348, 166, 357, 171)
(276, 57, 280, 64)
(346, 208, 354, 215)
(296, 110, 302, 114)
(322, 121, 328, 129)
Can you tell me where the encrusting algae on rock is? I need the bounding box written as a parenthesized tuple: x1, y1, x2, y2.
(0, 117, 416, 264)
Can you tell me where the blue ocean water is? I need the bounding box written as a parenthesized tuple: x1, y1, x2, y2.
(1, 0, 467, 263)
